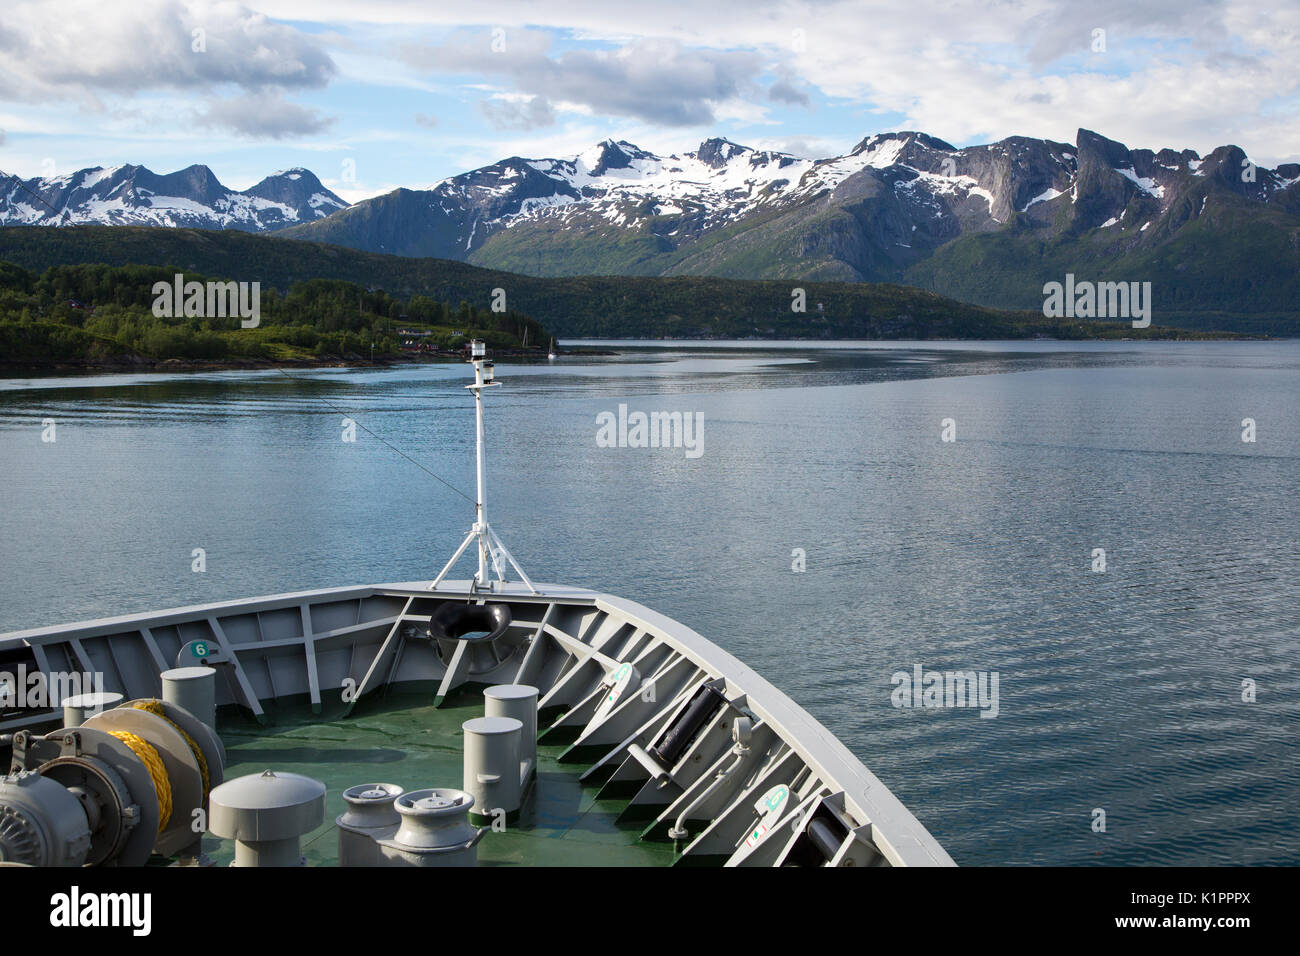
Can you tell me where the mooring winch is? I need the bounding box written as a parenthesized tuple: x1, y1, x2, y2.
(0, 696, 224, 866)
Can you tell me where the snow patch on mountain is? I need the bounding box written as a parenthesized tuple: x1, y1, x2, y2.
(1023, 186, 1064, 210)
(1116, 167, 1165, 198)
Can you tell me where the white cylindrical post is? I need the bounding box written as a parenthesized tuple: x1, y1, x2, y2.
(162, 666, 217, 729)
(462, 715, 522, 826)
(62, 691, 124, 728)
(484, 685, 538, 785)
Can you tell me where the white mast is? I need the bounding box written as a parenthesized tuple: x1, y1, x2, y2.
(429, 340, 537, 593)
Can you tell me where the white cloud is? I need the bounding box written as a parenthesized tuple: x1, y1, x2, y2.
(404, 31, 765, 127)
(199, 90, 335, 138)
(480, 93, 555, 130)
(0, 1, 336, 103)
(253, 0, 1300, 163)
(3, 0, 1299, 190)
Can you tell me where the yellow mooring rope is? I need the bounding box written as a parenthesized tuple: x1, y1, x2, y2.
(109, 731, 172, 834)
(126, 699, 210, 803)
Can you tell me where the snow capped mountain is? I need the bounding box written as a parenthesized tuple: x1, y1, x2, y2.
(400, 136, 807, 248)
(420, 132, 1018, 247)
(5, 128, 1297, 302)
(0, 164, 348, 231)
(276, 127, 1299, 283)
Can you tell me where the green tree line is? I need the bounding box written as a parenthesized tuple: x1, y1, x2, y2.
(0, 228, 1243, 347)
(0, 260, 552, 363)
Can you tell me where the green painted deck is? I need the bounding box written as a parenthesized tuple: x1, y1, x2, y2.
(204, 688, 678, 867)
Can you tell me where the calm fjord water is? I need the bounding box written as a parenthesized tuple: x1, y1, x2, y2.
(2, 340, 1298, 866)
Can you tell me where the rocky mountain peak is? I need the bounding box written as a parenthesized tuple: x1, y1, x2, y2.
(576, 139, 657, 177)
(694, 137, 747, 169)
(244, 169, 348, 222)
(849, 131, 957, 158)
(1075, 128, 1135, 169)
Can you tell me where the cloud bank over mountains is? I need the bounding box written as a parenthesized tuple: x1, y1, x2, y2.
(0, 0, 1295, 201)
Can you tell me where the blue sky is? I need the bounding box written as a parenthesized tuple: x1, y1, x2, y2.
(1, 0, 1297, 202)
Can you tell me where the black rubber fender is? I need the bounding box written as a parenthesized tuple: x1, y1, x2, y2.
(427, 601, 512, 642)
(649, 682, 726, 768)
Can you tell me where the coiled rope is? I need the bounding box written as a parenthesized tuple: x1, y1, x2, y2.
(108, 731, 172, 834)
(126, 699, 210, 803)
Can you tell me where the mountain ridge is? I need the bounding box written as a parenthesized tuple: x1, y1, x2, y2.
(273, 127, 1300, 325)
(0, 164, 348, 232)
